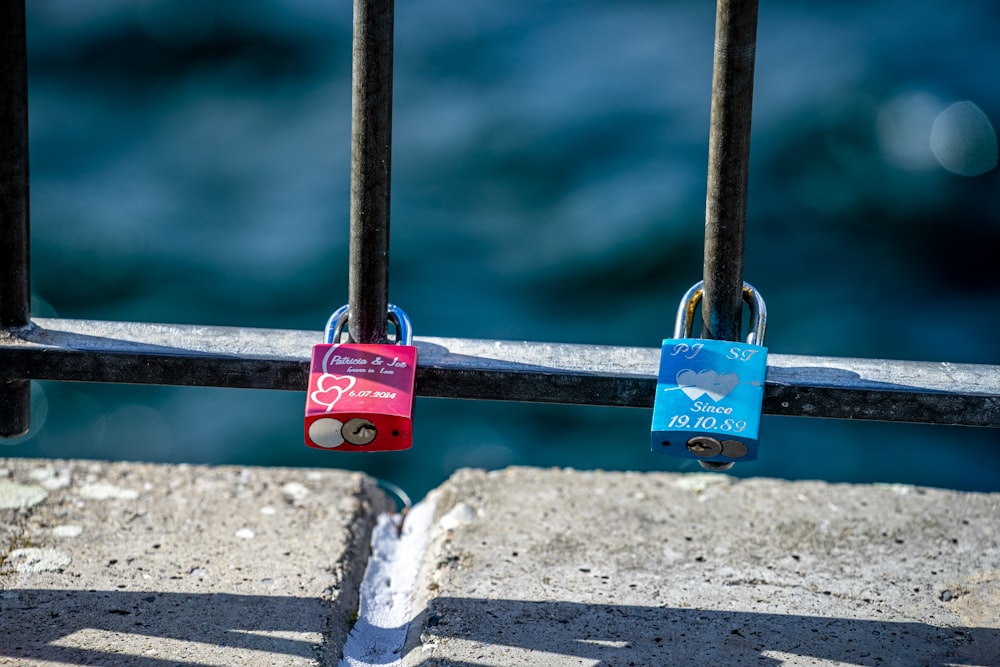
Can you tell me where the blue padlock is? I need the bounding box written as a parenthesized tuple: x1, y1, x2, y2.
(651, 281, 768, 470)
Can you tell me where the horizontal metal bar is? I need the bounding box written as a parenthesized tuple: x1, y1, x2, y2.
(1, 318, 998, 427)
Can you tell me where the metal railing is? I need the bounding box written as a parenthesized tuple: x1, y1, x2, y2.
(1, 0, 31, 437)
(2, 318, 997, 428)
(2, 0, 999, 439)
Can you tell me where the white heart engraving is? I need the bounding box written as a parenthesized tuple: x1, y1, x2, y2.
(676, 369, 740, 402)
(310, 374, 357, 412)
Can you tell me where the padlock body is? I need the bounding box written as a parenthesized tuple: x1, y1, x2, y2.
(304, 343, 417, 452)
(651, 338, 767, 463)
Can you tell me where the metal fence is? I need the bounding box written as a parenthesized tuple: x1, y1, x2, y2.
(2, 0, 998, 440)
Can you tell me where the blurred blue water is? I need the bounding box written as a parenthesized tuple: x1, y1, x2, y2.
(8, 0, 1000, 498)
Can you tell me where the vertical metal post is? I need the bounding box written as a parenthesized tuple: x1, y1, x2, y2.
(1, 0, 31, 437)
(348, 0, 393, 345)
(701, 0, 758, 342)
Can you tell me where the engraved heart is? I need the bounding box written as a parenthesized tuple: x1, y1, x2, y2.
(676, 369, 740, 402)
(310, 374, 356, 412)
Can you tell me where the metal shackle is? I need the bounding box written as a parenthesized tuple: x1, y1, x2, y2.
(673, 280, 767, 346)
(325, 303, 413, 345)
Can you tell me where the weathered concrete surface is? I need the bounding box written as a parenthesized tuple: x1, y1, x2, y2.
(405, 467, 1000, 667)
(0, 458, 391, 666)
(3, 461, 999, 666)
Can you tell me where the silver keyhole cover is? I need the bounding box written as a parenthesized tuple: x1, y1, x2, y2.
(308, 418, 345, 449)
(342, 418, 378, 446)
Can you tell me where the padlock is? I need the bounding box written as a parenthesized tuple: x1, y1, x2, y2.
(650, 281, 768, 470)
(304, 304, 417, 452)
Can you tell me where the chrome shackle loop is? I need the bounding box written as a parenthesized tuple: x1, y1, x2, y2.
(324, 304, 413, 346)
(673, 280, 767, 346)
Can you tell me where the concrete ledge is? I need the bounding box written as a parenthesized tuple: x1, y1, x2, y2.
(3, 461, 999, 666)
(406, 468, 1000, 666)
(0, 459, 391, 666)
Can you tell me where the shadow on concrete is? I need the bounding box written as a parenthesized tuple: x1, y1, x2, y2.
(4, 590, 997, 666)
(409, 598, 998, 667)
(0, 588, 333, 666)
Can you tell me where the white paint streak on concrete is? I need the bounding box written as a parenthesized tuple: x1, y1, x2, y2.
(281, 482, 310, 501)
(438, 502, 475, 531)
(8, 547, 71, 573)
(0, 481, 48, 510)
(53, 524, 83, 537)
(340, 500, 435, 667)
(673, 473, 730, 493)
(79, 482, 139, 500)
(29, 467, 72, 490)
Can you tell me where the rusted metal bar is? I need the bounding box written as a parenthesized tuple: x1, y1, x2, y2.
(0, 0, 31, 437)
(702, 0, 759, 342)
(2, 319, 998, 428)
(348, 0, 394, 344)
(0, 378, 30, 437)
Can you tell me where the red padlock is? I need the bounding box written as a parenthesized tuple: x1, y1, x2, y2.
(304, 304, 417, 452)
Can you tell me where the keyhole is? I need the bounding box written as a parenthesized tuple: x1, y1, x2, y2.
(342, 418, 377, 445)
